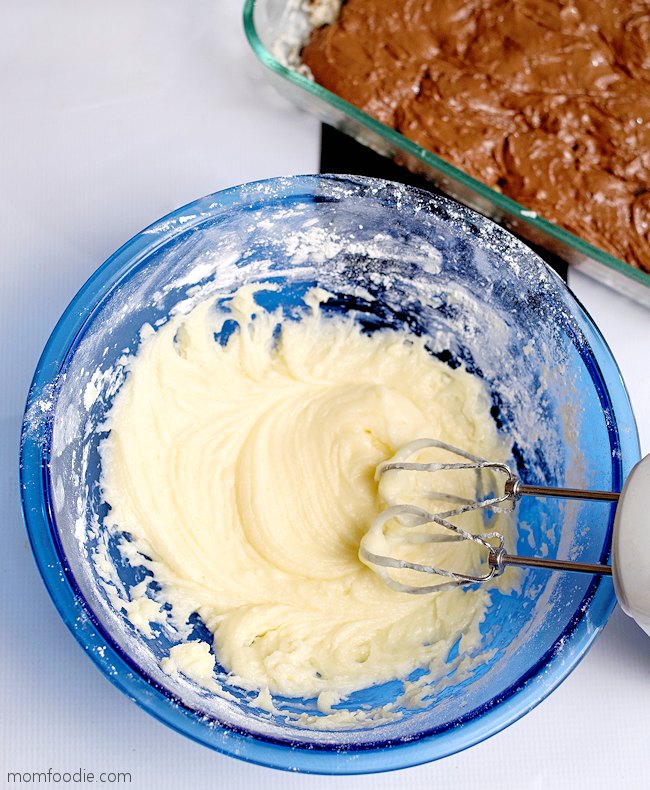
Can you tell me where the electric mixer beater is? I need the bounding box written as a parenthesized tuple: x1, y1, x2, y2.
(360, 439, 650, 636)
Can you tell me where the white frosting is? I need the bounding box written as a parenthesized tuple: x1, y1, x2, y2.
(100, 286, 513, 705)
(161, 642, 218, 690)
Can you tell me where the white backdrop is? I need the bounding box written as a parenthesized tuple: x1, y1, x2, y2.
(1, 2, 648, 788)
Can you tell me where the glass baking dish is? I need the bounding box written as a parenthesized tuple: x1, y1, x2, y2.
(243, 0, 650, 307)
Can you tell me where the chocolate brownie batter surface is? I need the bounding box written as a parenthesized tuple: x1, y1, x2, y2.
(302, 0, 650, 272)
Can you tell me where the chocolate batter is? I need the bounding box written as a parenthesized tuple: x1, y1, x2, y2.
(302, 0, 650, 272)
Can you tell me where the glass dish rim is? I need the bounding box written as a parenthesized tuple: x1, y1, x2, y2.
(19, 174, 640, 774)
(242, 0, 650, 297)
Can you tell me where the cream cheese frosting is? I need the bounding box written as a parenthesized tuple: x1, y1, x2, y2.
(99, 286, 513, 705)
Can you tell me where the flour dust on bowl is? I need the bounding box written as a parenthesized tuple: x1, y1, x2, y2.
(20, 175, 639, 774)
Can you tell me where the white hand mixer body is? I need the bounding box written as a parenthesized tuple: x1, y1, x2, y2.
(360, 439, 650, 637)
(612, 455, 650, 634)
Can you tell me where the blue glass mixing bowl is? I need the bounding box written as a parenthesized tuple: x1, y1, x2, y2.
(20, 175, 639, 774)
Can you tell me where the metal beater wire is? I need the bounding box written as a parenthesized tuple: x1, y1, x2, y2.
(362, 439, 617, 593)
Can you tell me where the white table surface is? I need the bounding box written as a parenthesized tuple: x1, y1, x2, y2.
(1, 2, 648, 788)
